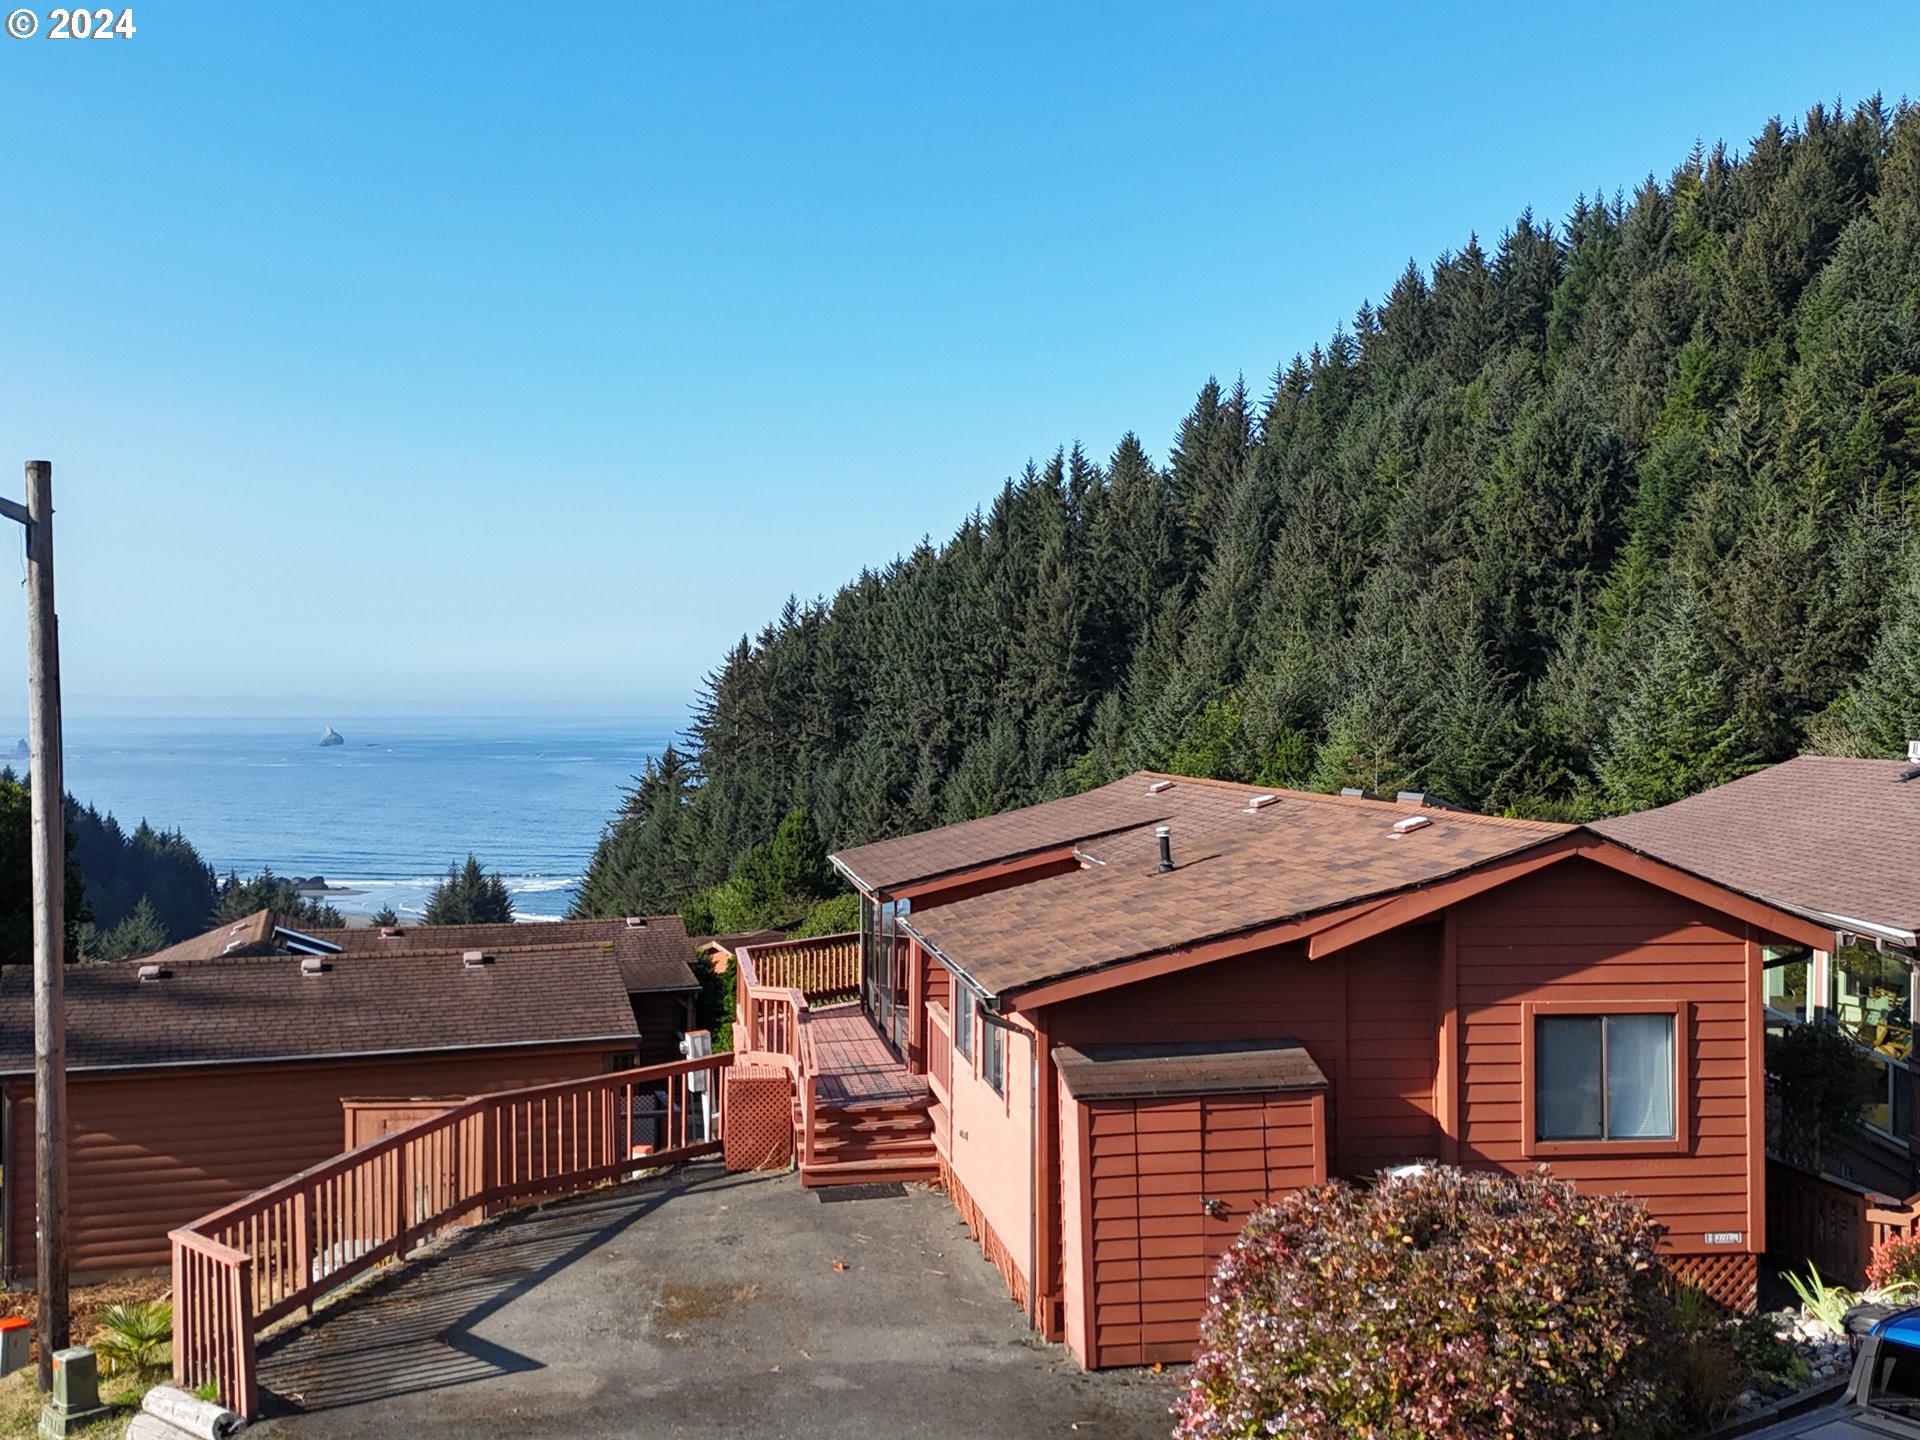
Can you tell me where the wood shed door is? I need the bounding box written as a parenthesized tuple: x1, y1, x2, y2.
(1083, 1091, 1326, 1370)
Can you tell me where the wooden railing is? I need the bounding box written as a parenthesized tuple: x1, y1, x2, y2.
(739, 933, 860, 999)
(170, 1052, 733, 1417)
(927, 999, 952, 1107)
(1767, 1157, 1920, 1287)
(734, 936, 863, 1173)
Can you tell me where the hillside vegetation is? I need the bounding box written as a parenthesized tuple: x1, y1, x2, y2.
(578, 99, 1920, 925)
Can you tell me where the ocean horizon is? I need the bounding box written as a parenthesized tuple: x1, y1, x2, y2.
(6, 715, 687, 922)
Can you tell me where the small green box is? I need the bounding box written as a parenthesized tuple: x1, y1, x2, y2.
(39, 1347, 113, 1439)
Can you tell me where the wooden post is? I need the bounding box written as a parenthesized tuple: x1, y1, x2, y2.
(25, 461, 65, 1392)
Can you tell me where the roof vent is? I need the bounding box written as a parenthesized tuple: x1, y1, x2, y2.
(300, 955, 329, 976)
(137, 963, 167, 982)
(1147, 779, 1174, 795)
(1909, 740, 1920, 763)
(1387, 815, 1433, 840)
(1395, 791, 1428, 806)
(1156, 825, 1173, 874)
(1244, 794, 1278, 811)
(379, 924, 402, 938)
(463, 948, 493, 969)
(624, 916, 649, 928)
(222, 939, 248, 954)
(1339, 787, 1364, 799)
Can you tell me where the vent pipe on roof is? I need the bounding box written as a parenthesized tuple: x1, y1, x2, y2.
(378, 924, 402, 938)
(1908, 740, 1920, 763)
(300, 955, 329, 977)
(1147, 779, 1174, 795)
(625, 916, 648, 928)
(1156, 825, 1173, 874)
(463, 949, 493, 969)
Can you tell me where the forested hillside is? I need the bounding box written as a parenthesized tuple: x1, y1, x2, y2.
(577, 99, 1920, 925)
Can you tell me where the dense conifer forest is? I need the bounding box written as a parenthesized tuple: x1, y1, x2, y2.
(597, 98, 1915, 925)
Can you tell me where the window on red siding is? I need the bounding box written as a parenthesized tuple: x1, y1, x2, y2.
(1535, 1013, 1674, 1141)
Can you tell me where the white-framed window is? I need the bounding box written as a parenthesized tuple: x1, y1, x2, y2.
(1534, 1011, 1677, 1143)
(954, 982, 976, 1062)
(981, 1012, 1005, 1096)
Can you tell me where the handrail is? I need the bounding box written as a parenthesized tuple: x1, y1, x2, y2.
(737, 932, 859, 1000)
(171, 1050, 734, 1417)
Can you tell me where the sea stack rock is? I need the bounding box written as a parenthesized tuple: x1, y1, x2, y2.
(318, 725, 344, 747)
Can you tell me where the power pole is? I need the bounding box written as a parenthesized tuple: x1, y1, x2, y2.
(2, 463, 66, 1390)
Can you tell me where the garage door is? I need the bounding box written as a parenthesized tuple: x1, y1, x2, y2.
(1081, 1089, 1325, 1368)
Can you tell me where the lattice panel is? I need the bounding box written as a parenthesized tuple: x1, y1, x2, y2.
(1665, 1251, 1759, 1313)
(723, 1066, 794, 1172)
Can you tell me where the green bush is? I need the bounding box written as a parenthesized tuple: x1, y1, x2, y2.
(791, 892, 858, 938)
(91, 1299, 172, 1376)
(1174, 1167, 1683, 1440)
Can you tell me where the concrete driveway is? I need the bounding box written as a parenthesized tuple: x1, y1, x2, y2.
(251, 1165, 1180, 1440)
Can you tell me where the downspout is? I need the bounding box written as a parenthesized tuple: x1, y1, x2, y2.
(980, 1006, 1038, 1330)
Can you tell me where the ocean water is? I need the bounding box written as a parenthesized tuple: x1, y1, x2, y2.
(23, 716, 683, 922)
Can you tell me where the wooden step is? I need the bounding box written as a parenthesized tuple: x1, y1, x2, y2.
(800, 1155, 943, 1189)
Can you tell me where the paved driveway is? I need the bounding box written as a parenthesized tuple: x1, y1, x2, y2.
(252, 1165, 1180, 1440)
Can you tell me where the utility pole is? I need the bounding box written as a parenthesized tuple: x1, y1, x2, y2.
(2, 463, 66, 1391)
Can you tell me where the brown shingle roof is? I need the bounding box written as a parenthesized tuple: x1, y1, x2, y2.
(137, 909, 285, 966)
(1054, 1038, 1328, 1100)
(1591, 757, 1920, 942)
(0, 943, 640, 1075)
(316, 916, 701, 994)
(890, 775, 1568, 996)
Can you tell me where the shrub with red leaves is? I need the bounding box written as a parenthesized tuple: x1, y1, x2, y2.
(1173, 1166, 1683, 1440)
(1869, 1231, 1920, 1295)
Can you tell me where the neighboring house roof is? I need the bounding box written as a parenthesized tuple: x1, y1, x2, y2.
(317, 916, 702, 994)
(0, 943, 639, 1075)
(876, 774, 1571, 997)
(1054, 1038, 1329, 1100)
(1592, 757, 1920, 947)
(136, 909, 342, 966)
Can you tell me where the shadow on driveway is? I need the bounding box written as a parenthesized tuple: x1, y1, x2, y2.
(252, 1164, 1179, 1440)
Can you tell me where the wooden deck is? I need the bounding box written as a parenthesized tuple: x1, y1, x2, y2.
(809, 1003, 931, 1107)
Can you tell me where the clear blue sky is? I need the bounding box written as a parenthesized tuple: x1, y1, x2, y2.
(0, 1, 1910, 721)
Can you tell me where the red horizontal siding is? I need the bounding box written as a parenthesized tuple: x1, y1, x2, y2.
(1452, 858, 1758, 1249)
(5, 1043, 621, 1280)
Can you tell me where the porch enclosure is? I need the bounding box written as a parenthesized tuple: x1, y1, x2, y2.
(1767, 1159, 1920, 1287)
(170, 1051, 732, 1417)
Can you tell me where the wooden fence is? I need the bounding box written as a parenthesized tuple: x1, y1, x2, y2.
(170, 1052, 733, 1416)
(1767, 1157, 1920, 1287)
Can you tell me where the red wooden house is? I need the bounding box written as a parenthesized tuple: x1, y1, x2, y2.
(776, 773, 1838, 1368)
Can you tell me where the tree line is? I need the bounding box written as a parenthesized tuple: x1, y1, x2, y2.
(575, 97, 1920, 925)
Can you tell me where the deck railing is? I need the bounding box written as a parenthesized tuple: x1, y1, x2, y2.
(738, 933, 860, 999)
(734, 935, 862, 1172)
(170, 1052, 733, 1417)
(927, 999, 952, 1107)
(1767, 1157, 1920, 1287)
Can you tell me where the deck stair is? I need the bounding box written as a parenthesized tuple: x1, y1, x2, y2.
(733, 937, 942, 1189)
(799, 1089, 939, 1188)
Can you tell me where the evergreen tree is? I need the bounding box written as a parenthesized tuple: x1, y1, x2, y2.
(580, 97, 1920, 905)
(213, 869, 344, 929)
(423, 856, 514, 925)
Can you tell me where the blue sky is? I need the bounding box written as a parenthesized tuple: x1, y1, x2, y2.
(0, 1, 1911, 721)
